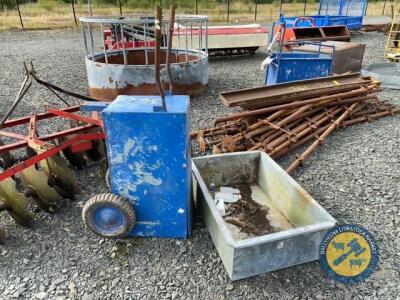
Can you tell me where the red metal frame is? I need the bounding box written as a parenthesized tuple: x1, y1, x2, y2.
(104, 26, 269, 51)
(104, 29, 156, 50)
(0, 106, 105, 182)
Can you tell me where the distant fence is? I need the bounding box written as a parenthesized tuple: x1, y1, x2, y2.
(2, 0, 396, 30)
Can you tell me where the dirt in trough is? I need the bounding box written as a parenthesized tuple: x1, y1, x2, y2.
(224, 184, 274, 236)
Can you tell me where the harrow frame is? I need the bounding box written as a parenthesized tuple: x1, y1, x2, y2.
(0, 106, 105, 182)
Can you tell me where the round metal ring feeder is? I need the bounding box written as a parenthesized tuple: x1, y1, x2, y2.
(80, 15, 209, 101)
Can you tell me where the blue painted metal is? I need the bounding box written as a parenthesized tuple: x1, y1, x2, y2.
(278, 15, 363, 30)
(265, 43, 334, 85)
(92, 206, 127, 236)
(81, 102, 110, 112)
(101, 95, 192, 238)
(278, 0, 367, 30)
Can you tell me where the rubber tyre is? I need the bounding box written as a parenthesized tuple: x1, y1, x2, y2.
(105, 168, 111, 192)
(82, 193, 135, 239)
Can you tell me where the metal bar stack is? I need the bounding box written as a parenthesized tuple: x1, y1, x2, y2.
(191, 74, 400, 174)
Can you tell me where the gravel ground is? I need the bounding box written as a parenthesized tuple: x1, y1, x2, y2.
(0, 29, 399, 299)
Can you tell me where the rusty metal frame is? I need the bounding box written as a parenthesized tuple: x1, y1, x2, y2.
(219, 73, 375, 109)
(0, 107, 105, 182)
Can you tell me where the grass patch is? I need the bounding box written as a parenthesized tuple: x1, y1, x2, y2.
(0, 1, 391, 31)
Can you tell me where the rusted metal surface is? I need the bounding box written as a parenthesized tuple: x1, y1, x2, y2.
(285, 102, 358, 174)
(80, 14, 209, 100)
(291, 41, 366, 75)
(219, 73, 374, 109)
(166, 5, 176, 94)
(154, 6, 166, 110)
(86, 49, 208, 100)
(192, 78, 399, 174)
(216, 85, 380, 123)
(362, 23, 391, 33)
(0, 73, 106, 234)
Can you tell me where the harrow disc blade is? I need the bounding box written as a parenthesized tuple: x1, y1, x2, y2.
(57, 136, 87, 169)
(40, 155, 78, 200)
(69, 120, 105, 162)
(86, 139, 106, 161)
(0, 140, 12, 169)
(0, 177, 32, 226)
(20, 166, 60, 212)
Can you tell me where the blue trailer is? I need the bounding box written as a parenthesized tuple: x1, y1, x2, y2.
(265, 42, 335, 85)
(278, 0, 367, 30)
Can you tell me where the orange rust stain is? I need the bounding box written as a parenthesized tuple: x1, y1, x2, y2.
(95, 49, 201, 65)
(90, 82, 207, 101)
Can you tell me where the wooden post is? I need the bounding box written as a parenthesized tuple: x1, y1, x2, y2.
(255, 1, 258, 21)
(227, 0, 230, 22)
(382, 0, 387, 15)
(118, 0, 122, 15)
(196, 0, 198, 14)
(88, 0, 93, 16)
(390, 3, 394, 19)
(303, 0, 307, 15)
(16, 0, 24, 29)
(279, 0, 283, 16)
(71, 0, 78, 27)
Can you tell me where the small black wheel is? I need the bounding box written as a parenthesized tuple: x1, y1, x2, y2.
(82, 193, 135, 239)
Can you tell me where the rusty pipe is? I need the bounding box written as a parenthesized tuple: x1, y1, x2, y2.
(285, 102, 359, 174)
(272, 124, 330, 159)
(258, 102, 367, 154)
(265, 107, 342, 155)
(242, 107, 337, 151)
(215, 87, 372, 123)
(166, 5, 176, 95)
(343, 107, 400, 126)
(244, 108, 290, 131)
(155, 6, 166, 111)
(260, 116, 307, 143)
(244, 105, 312, 139)
(191, 121, 243, 138)
(310, 95, 378, 109)
(272, 102, 368, 159)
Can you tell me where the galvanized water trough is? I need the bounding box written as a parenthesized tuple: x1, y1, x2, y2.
(80, 15, 209, 100)
(192, 151, 336, 280)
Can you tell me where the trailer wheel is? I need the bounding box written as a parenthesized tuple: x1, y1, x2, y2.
(82, 193, 135, 239)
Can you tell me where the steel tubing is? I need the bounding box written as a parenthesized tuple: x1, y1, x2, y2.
(215, 87, 374, 123)
(285, 102, 359, 174)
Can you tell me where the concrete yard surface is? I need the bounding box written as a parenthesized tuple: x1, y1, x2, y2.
(0, 29, 399, 299)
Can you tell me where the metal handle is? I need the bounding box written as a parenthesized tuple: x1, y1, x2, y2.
(166, 5, 176, 95)
(154, 6, 166, 112)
